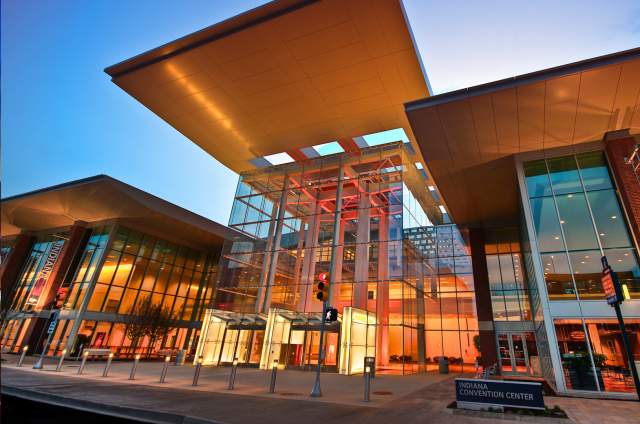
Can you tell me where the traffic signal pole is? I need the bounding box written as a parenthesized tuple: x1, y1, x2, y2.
(602, 256, 640, 400)
(613, 302, 640, 400)
(310, 301, 327, 397)
(310, 166, 343, 398)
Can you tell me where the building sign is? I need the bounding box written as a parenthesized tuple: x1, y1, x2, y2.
(47, 310, 60, 334)
(601, 256, 623, 306)
(27, 240, 65, 306)
(455, 378, 544, 410)
(602, 267, 617, 305)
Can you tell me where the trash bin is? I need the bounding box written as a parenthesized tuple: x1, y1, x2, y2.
(175, 349, 187, 366)
(364, 356, 376, 378)
(439, 356, 449, 374)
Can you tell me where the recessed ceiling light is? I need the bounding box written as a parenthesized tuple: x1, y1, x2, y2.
(611, 216, 617, 219)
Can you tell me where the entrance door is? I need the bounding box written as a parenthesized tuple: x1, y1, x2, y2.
(497, 332, 533, 375)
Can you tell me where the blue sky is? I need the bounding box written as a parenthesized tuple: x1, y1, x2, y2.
(2, 0, 639, 224)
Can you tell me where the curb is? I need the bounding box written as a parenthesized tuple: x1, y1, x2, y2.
(1, 385, 226, 424)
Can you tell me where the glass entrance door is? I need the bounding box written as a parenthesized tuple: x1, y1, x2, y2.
(497, 332, 536, 375)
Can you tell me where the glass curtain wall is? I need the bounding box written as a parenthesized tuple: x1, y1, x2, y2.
(405, 225, 479, 372)
(524, 152, 640, 301)
(524, 151, 640, 393)
(212, 142, 447, 374)
(61, 226, 214, 357)
(485, 228, 531, 322)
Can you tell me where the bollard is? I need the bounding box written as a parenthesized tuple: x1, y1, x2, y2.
(227, 358, 238, 390)
(129, 354, 140, 380)
(17, 346, 29, 367)
(192, 356, 203, 386)
(55, 349, 67, 372)
(102, 352, 114, 377)
(364, 366, 371, 402)
(159, 355, 170, 383)
(78, 350, 89, 375)
(269, 359, 279, 393)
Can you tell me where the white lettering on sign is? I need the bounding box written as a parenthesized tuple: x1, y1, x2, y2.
(457, 381, 533, 401)
(27, 240, 65, 305)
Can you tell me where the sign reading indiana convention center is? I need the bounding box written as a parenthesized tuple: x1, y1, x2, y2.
(455, 378, 544, 410)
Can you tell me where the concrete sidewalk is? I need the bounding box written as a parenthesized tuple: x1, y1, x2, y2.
(2, 355, 640, 424)
(2, 354, 452, 407)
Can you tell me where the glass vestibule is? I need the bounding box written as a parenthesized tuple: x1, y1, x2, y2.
(260, 308, 340, 371)
(196, 309, 266, 365)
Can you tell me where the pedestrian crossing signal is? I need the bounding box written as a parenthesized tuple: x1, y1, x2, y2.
(325, 308, 338, 321)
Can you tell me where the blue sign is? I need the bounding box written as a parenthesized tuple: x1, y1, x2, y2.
(46, 310, 60, 334)
(455, 378, 544, 410)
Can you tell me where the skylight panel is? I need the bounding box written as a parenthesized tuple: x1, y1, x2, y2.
(264, 152, 295, 165)
(313, 141, 344, 156)
(362, 128, 410, 146)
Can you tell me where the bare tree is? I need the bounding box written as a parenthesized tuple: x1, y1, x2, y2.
(125, 297, 178, 357)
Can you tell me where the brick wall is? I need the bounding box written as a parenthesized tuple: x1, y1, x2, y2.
(604, 134, 640, 246)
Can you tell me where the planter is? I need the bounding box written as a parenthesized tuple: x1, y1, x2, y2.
(567, 366, 604, 391)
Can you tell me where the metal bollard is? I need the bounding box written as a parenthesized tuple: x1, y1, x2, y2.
(269, 359, 278, 393)
(78, 350, 89, 375)
(129, 354, 140, 380)
(227, 358, 238, 390)
(17, 345, 29, 367)
(102, 352, 114, 377)
(364, 366, 371, 402)
(192, 356, 203, 386)
(159, 355, 170, 383)
(55, 349, 67, 372)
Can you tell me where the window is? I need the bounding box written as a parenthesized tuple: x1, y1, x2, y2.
(524, 152, 640, 301)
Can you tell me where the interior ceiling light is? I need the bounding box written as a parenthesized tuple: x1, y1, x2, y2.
(438, 205, 447, 214)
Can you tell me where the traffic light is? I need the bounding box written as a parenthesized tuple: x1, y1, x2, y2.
(316, 272, 328, 302)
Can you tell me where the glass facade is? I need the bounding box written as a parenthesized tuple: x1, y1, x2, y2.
(200, 143, 478, 374)
(524, 152, 640, 301)
(555, 319, 640, 393)
(523, 150, 640, 394)
(1, 224, 218, 358)
(485, 228, 531, 322)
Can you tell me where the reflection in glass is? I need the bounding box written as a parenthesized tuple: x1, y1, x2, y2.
(555, 193, 599, 251)
(530, 197, 564, 252)
(547, 156, 581, 195)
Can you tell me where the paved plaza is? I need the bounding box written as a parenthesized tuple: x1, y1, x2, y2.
(2, 354, 639, 424)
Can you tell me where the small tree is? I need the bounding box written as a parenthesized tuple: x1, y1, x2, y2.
(125, 297, 178, 357)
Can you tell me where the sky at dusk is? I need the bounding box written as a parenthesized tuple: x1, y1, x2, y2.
(2, 0, 639, 224)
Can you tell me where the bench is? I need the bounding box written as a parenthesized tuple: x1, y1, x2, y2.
(82, 348, 112, 360)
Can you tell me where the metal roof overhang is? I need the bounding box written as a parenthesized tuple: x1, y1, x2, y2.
(1, 175, 239, 250)
(405, 48, 640, 227)
(104, 0, 430, 173)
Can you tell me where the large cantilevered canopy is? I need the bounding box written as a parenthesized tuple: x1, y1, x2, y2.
(406, 48, 640, 227)
(1, 175, 239, 250)
(105, 0, 430, 173)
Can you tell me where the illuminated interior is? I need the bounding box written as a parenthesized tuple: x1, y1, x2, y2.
(197, 143, 479, 374)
